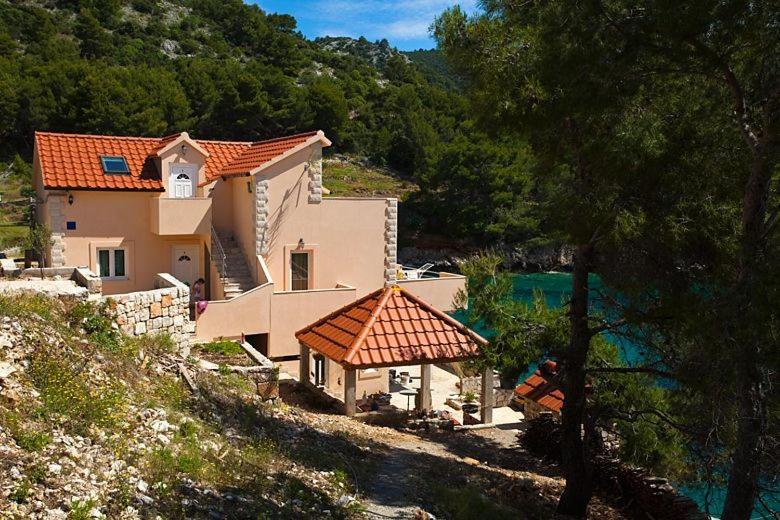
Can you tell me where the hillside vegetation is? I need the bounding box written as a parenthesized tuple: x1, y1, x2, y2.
(0, 0, 544, 250)
(0, 294, 372, 518)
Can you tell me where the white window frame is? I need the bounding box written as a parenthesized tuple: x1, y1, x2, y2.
(169, 164, 197, 199)
(96, 247, 128, 280)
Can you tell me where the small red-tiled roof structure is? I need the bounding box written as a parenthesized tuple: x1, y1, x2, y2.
(515, 360, 564, 413)
(296, 285, 487, 369)
(34, 130, 329, 191)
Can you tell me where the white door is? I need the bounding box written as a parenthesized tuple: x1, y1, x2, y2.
(170, 164, 196, 198)
(171, 245, 199, 287)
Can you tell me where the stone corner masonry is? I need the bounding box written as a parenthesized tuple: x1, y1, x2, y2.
(384, 198, 398, 284)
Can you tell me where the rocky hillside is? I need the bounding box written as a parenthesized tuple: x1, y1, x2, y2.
(0, 295, 367, 519)
(315, 36, 409, 70)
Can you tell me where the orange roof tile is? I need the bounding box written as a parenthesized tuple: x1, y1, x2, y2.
(515, 360, 563, 412)
(217, 131, 322, 179)
(296, 286, 487, 369)
(35, 130, 325, 191)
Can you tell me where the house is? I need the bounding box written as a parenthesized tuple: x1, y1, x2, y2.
(513, 360, 564, 418)
(32, 130, 466, 375)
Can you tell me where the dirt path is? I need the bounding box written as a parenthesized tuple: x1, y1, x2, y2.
(362, 447, 420, 519)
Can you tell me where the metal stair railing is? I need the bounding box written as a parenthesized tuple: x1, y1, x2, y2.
(211, 226, 227, 279)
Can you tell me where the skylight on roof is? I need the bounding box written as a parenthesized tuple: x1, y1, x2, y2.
(100, 156, 130, 175)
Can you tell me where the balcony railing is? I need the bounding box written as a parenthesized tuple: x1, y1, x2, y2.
(150, 197, 211, 236)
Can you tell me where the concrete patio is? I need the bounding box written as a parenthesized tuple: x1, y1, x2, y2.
(388, 363, 525, 429)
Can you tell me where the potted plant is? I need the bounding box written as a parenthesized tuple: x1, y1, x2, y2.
(461, 391, 479, 414)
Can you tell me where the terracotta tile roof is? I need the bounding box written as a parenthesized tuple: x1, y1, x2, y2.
(35, 130, 324, 191)
(515, 360, 564, 413)
(197, 139, 251, 183)
(217, 131, 321, 179)
(296, 286, 487, 369)
(36, 132, 165, 191)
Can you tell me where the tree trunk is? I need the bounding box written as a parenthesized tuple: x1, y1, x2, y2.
(722, 377, 766, 520)
(557, 243, 594, 518)
(722, 153, 770, 520)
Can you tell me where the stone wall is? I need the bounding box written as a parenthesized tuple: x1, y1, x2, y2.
(103, 273, 194, 353)
(459, 374, 513, 407)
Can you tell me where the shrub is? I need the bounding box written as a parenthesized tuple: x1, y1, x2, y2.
(9, 481, 31, 503)
(66, 301, 122, 353)
(0, 410, 50, 451)
(68, 499, 96, 520)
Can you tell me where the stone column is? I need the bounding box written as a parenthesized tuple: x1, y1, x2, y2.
(299, 343, 310, 385)
(384, 198, 398, 284)
(480, 366, 494, 424)
(254, 178, 270, 256)
(47, 193, 67, 267)
(344, 368, 357, 417)
(419, 364, 432, 412)
(307, 147, 323, 203)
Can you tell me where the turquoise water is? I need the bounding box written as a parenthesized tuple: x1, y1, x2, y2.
(461, 272, 776, 519)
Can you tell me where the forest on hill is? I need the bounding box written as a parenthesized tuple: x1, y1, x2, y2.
(0, 0, 539, 250)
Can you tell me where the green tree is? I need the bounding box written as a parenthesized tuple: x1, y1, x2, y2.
(74, 9, 111, 59)
(306, 79, 348, 144)
(437, 2, 778, 517)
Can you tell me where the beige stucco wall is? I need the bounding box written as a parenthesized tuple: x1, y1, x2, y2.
(230, 176, 256, 271)
(326, 362, 389, 401)
(194, 282, 273, 341)
(209, 180, 234, 235)
(51, 191, 206, 294)
(396, 272, 466, 312)
(149, 197, 211, 236)
(260, 147, 386, 297)
(270, 287, 356, 367)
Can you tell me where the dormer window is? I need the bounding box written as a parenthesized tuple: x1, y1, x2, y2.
(100, 156, 130, 174)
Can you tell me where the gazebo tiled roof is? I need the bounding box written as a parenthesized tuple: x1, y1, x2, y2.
(295, 285, 487, 369)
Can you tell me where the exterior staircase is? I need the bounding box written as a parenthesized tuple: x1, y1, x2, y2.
(211, 228, 255, 299)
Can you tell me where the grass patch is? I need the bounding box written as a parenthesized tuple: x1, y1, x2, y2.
(149, 374, 192, 411)
(0, 293, 59, 320)
(196, 339, 244, 356)
(323, 160, 417, 200)
(431, 484, 519, 520)
(28, 350, 126, 435)
(0, 222, 27, 249)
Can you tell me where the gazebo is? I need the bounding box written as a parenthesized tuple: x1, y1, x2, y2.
(295, 285, 493, 422)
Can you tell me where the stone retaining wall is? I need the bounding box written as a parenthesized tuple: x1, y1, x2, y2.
(459, 375, 513, 407)
(103, 273, 194, 353)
